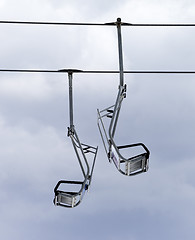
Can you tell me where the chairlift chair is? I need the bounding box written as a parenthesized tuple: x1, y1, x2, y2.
(97, 87, 149, 176)
(54, 72, 98, 208)
(97, 18, 150, 176)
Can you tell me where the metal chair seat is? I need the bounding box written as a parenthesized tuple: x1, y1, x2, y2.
(54, 180, 89, 208)
(109, 143, 149, 176)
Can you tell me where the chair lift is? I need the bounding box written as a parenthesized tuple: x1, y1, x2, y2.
(97, 18, 150, 176)
(54, 71, 98, 208)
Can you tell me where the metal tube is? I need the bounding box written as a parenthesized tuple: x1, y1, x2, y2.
(109, 86, 123, 139)
(111, 87, 124, 138)
(108, 18, 125, 139)
(116, 18, 124, 87)
(70, 136, 86, 178)
(68, 72, 74, 129)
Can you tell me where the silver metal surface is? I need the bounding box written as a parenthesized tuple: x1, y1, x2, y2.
(56, 193, 76, 207)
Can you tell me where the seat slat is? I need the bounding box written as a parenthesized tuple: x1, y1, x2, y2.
(55, 192, 77, 207)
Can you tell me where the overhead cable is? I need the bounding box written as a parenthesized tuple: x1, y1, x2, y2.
(0, 69, 195, 74)
(0, 20, 195, 27)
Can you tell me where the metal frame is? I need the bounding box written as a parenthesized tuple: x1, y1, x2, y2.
(54, 72, 98, 208)
(97, 18, 150, 176)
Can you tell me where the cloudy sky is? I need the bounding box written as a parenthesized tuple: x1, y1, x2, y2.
(0, 0, 195, 239)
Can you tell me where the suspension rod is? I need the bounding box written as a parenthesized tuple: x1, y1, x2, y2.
(68, 72, 74, 129)
(116, 18, 124, 87)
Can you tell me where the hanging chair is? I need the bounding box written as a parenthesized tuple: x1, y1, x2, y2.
(97, 18, 150, 176)
(54, 72, 98, 208)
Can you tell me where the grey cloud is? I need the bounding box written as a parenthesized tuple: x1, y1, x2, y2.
(1, 0, 195, 240)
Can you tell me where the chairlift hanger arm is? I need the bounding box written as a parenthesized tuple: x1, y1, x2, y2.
(97, 18, 150, 177)
(116, 18, 124, 87)
(54, 72, 98, 208)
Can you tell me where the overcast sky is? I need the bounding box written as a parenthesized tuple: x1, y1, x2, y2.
(0, 0, 195, 239)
